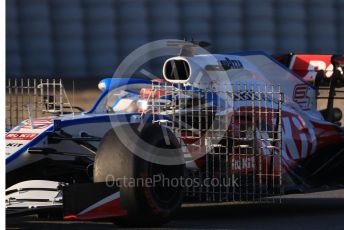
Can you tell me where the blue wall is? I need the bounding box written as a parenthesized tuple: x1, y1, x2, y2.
(6, 0, 344, 77)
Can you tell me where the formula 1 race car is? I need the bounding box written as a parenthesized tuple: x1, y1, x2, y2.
(5, 43, 344, 226)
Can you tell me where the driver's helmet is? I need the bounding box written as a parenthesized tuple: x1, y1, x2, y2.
(109, 90, 140, 113)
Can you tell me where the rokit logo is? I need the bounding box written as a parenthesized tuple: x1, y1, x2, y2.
(231, 156, 255, 172)
(305, 60, 333, 79)
(290, 55, 334, 80)
(6, 133, 38, 140)
(6, 143, 24, 148)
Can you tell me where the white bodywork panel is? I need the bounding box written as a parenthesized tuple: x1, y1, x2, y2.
(6, 180, 62, 211)
(163, 53, 316, 111)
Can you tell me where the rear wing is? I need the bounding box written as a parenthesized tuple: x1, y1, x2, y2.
(275, 54, 336, 82)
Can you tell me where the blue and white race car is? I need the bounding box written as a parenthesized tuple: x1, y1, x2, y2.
(6, 50, 344, 227)
(6, 78, 153, 186)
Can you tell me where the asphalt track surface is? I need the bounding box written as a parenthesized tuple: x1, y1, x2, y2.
(6, 189, 344, 230)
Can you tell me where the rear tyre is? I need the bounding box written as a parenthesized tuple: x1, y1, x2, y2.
(94, 123, 185, 227)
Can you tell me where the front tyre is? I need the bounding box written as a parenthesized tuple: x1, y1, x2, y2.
(94, 123, 185, 227)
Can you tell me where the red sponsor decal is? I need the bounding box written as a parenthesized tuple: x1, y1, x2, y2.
(290, 54, 333, 81)
(6, 133, 38, 140)
(140, 87, 168, 99)
(20, 118, 53, 129)
(231, 155, 255, 173)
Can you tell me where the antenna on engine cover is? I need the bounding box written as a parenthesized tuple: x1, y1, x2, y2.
(166, 39, 211, 56)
